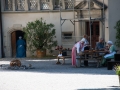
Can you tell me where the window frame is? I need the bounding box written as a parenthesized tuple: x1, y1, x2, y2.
(53, 0, 63, 10)
(28, 0, 38, 11)
(4, 0, 13, 11)
(40, 0, 50, 10)
(15, 0, 25, 11)
(62, 32, 73, 40)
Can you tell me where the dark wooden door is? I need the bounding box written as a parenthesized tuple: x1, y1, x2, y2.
(86, 21, 99, 48)
(11, 32, 16, 57)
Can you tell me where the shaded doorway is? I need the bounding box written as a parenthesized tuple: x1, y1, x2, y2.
(86, 21, 99, 48)
(11, 30, 26, 57)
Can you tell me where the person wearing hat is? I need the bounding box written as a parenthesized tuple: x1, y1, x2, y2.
(101, 41, 116, 66)
(71, 40, 85, 67)
(16, 36, 26, 58)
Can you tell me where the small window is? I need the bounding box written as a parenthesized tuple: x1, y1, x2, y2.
(62, 32, 72, 39)
(28, 0, 38, 10)
(16, 0, 25, 11)
(4, 0, 13, 11)
(40, 0, 50, 10)
(65, 0, 74, 9)
(54, 0, 62, 10)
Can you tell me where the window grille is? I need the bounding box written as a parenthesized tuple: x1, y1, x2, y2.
(54, 0, 62, 10)
(65, 0, 74, 9)
(16, 0, 25, 11)
(4, 0, 13, 11)
(40, 0, 50, 10)
(29, 0, 38, 10)
(62, 32, 73, 39)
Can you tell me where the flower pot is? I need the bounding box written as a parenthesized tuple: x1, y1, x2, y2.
(36, 49, 46, 58)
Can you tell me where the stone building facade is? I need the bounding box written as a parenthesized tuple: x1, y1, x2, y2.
(0, 0, 120, 58)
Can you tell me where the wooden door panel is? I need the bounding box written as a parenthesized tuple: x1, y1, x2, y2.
(11, 32, 16, 57)
(86, 22, 99, 48)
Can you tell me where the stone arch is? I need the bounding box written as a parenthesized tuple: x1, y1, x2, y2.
(7, 25, 24, 57)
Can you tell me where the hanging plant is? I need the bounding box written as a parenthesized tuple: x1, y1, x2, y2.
(114, 20, 120, 47)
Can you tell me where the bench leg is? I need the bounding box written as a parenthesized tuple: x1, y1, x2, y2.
(56, 57, 61, 64)
(62, 57, 65, 64)
(76, 59, 81, 67)
(79, 59, 82, 67)
(97, 59, 102, 68)
(97, 60, 100, 68)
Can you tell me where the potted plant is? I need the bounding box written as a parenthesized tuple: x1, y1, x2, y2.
(114, 64, 120, 86)
(23, 18, 57, 57)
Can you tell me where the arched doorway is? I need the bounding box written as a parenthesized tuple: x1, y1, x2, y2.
(11, 30, 26, 57)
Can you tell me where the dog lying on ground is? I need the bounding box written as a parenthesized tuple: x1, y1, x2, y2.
(10, 59, 21, 67)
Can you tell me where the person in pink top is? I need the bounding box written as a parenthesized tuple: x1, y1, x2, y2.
(71, 40, 85, 67)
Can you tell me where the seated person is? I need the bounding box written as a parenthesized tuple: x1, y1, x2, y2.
(95, 38, 105, 51)
(58, 51, 62, 57)
(101, 41, 116, 66)
(56, 51, 65, 64)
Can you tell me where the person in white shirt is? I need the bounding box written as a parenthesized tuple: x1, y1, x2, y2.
(81, 35, 90, 66)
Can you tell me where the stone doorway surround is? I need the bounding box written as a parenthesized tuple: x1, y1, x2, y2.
(7, 24, 23, 57)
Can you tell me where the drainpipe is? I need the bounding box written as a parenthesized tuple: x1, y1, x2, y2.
(0, 0, 4, 58)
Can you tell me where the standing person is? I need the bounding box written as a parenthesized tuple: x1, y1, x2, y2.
(81, 35, 90, 66)
(71, 40, 85, 67)
(101, 41, 116, 66)
(16, 36, 26, 58)
(95, 38, 105, 50)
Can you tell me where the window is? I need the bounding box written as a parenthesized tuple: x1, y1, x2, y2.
(40, 0, 50, 10)
(16, 0, 25, 11)
(65, 0, 74, 9)
(4, 0, 13, 11)
(54, 0, 62, 10)
(62, 32, 72, 39)
(29, 0, 38, 10)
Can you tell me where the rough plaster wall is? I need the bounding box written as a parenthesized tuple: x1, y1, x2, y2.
(97, 0, 109, 42)
(108, 0, 120, 43)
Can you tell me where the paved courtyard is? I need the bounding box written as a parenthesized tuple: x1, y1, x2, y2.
(0, 58, 120, 90)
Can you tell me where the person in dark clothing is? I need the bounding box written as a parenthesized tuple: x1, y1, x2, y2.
(95, 38, 105, 50)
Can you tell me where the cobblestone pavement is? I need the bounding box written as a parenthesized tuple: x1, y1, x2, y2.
(0, 58, 120, 90)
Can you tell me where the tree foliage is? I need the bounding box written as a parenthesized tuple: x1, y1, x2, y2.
(114, 20, 120, 47)
(23, 18, 58, 53)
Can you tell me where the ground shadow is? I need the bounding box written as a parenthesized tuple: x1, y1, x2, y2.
(0, 58, 116, 75)
(77, 87, 120, 90)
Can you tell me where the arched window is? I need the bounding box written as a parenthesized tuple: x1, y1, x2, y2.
(16, 0, 25, 11)
(40, 0, 50, 10)
(4, 0, 12, 11)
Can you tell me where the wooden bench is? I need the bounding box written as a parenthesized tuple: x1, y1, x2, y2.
(57, 55, 71, 64)
(107, 53, 120, 70)
(77, 51, 104, 67)
(52, 50, 71, 64)
(107, 61, 120, 70)
(77, 50, 119, 67)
